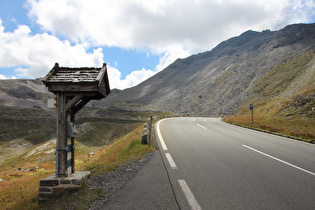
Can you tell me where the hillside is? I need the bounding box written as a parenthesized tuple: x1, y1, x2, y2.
(0, 23, 314, 143)
(0, 78, 53, 109)
(102, 23, 315, 117)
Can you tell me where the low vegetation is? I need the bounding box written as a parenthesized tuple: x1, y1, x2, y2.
(0, 122, 156, 209)
(40, 124, 156, 209)
(223, 50, 315, 143)
(223, 90, 315, 143)
(223, 115, 315, 143)
(0, 104, 169, 209)
(0, 106, 55, 145)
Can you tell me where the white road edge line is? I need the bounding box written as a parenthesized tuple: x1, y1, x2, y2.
(197, 124, 207, 130)
(178, 179, 202, 210)
(165, 153, 178, 169)
(243, 145, 315, 176)
(156, 120, 168, 150)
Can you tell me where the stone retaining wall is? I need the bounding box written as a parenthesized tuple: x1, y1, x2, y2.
(39, 171, 91, 203)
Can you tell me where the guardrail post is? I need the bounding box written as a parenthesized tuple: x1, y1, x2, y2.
(148, 116, 152, 146)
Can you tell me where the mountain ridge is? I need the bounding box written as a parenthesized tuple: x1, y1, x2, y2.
(0, 23, 314, 118)
(100, 23, 315, 116)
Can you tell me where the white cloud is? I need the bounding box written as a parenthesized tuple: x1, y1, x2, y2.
(2, 0, 314, 89)
(0, 19, 104, 78)
(26, 0, 315, 75)
(0, 74, 16, 80)
(156, 44, 190, 71)
(107, 65, 155, 90)
(0, 74, 7, 79)
(0, 18, 158, 89)
(27, 0, 314, 52)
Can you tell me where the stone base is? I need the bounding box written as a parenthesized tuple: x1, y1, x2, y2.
(38, 171, 91, 203)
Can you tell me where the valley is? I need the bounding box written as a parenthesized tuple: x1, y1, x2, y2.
(0, 22, 314, 208)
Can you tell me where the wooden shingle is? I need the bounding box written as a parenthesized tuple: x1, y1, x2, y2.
(42, 63, 110, 99)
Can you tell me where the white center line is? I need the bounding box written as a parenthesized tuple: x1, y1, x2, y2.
(243, 145, 315, 176)
(156, 120, 168, 150)
(165, 153, 178, 169)
(178, 179, 202, 210)
(197, 124, 207, 130)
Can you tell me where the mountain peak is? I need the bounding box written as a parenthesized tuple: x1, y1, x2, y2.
(99, 23, 315, 116)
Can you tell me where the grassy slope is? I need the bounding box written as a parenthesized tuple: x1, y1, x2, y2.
(0, 106, 56, 145)
(0, 106, 169, 209)
(223, 50, 315, 142)
(0, 123, 156, 209)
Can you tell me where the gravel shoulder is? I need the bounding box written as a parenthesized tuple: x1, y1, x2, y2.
(87, 151, 156, 209)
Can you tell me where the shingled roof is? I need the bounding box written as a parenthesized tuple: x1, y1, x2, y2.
(42, 63, 110, 99)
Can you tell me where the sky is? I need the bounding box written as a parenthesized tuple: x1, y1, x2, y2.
(0, 0, 314, 89)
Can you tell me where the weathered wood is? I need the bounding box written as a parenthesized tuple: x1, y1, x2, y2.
(56, 92, 68, 177)
(148, 116, 152, 146)
(71, 97, 92, 114)
(70, 113, 75, 174)
(43, 63, 110, 178)
(43, 63, 110, 97)
(65, 95, 85, 113)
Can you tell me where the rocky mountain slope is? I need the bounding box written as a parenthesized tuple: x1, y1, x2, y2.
(102, 23, 315, 117)
(0, 23, 314, 118)
(0, 78, 53, 109)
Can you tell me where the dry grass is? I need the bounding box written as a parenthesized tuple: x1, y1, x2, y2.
(0, 123, 155, 209)
(78, 125, 155, 175)
(0, 162, 54, 209)
(226, 51, 315, 143)
(223, 115, 315, 143)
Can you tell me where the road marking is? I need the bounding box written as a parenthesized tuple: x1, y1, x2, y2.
(156, 120, 168, 150)
(165, 153, 178, 169)
(243, 145, 315, 176)
(178, 179, 202, 210)
(197, 124, 207, 130)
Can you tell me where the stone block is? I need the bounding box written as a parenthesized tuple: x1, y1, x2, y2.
(60, 178, 71, 184)
(40, 179, 59, 187)
(39, 192, 52, 199)
(38, 171, 91, 202)
(72, 179, 81, 185)
(52, 187, 65, 196)
(39, 187, 51, 192)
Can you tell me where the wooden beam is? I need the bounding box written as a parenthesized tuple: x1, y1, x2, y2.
(72, 97, 92, 114)
(66, 95, 85, 113)
(48, 84, 99, 92)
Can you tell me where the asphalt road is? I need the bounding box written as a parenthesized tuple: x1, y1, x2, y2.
(156, 117, 315, 210)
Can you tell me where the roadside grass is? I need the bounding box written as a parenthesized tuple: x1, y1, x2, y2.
(223, 51, 315, 143)
(224, 89, 315, 143)
(0, 162, 54, 209)
(223, 115, 315, 143)
(0, 122, 156, 209)
(81, 125, 155, 175)
(0, 104, 169, 209)
(39, 124, 156, 209)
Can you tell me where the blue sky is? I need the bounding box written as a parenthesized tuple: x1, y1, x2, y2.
(0, 0, 314, 89)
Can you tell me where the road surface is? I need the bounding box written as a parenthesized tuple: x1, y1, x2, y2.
(155, 117, 315, 209)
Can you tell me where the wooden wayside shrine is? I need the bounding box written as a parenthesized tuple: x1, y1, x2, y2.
(39, 63, 110, 202)
(43, 63, 110, 177)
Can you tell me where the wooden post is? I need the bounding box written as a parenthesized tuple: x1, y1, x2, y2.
(43, 63, 110, 179)
(56, 92, 68, 177)
(70, 112, 75, 174)
(148, 116, 152, 146)
(250, 104, 254, 125)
